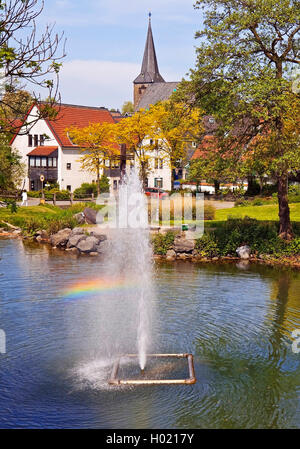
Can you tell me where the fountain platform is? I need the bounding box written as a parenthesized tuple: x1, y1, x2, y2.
(108, 353, 196, 386)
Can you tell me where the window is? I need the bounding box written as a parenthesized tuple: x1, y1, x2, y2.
(66, 185, 71, 192)
(160, 159, 163, 169)
(53, 158, 57, 168)
(66, 163, 71, 170)
(113, 180, 118, 190)
(40, 135, 45, 146)
(48, 158, 53, 167)
(208, 117, 215, 124)
(35, 157, 41, 167)
(34, 135, 39, 146)
(154, 178, 163, 188)
(112, 160, 119, 169)
(30, 180, 35, 191)
(28, 135, 33, 147)
(105, 159, 110, 167)
(150, 139, 154, 146)
(29, 157, 35, 167)
(192, 141, 197, 148)
(41, 157, 47, 167)
(155, 158, 158, 170)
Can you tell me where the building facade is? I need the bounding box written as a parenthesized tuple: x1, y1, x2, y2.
(11, 103, 120, 193)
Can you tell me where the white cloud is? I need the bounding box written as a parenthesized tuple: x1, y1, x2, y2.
(58, 59, 182, 110)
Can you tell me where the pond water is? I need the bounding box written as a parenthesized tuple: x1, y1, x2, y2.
(0, 239, 300, 429)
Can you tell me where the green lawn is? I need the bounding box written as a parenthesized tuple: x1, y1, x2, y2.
(214, 202, 300, 222)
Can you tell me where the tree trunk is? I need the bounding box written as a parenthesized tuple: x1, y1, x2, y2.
(278, 173, 293, 240)
(214, 180, 220, 195)
(96, 164, 100, 196)
(140, 162, 147, 190)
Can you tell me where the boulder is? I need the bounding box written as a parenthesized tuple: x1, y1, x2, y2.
(166, 249, 176, 260)
(76, 236, 99, 253)
(67, 234, 86, 248)
(74, 212, 85, 225)
(71, 227, 86, 235)
(173, 238, 195, 253)
(90, 231, 107, 242)
(83, 207, 104, 225)
(65, 247, 79, 255)
(236, 245, 251, 260)
(50, 228, 72, 247)
(96, 240, 110, 254)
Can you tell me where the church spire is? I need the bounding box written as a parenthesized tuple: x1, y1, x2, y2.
(134, 14, 165, 84)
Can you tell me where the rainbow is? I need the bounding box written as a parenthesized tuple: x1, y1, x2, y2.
(62, 279, 139, 301)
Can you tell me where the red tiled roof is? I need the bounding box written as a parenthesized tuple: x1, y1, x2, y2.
(27, 146, 58, 156)
(46, 104, 116, 147)
(10, 103, 116, 147)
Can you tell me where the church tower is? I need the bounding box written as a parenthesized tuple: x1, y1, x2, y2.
(133, 13, 165, 108)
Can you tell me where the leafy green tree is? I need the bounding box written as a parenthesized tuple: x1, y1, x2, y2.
(180, 0, 300, 239)
(0, 133, 24, 190)
(121, 101, 134, 114)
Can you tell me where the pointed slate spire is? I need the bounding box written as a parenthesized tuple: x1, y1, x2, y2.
(134, 14, 165, 84)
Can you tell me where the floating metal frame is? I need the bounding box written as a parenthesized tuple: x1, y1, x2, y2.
(108, 353, 196, 386)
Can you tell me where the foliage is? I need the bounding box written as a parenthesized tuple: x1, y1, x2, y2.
(67, 122, 118, 194)
(4, 199, 18, 213)
(121, 101, 134, 114)
(0, 134, 25, 189)
(74, 182, 98, 198)
(177, 0, 300, 239)
(152, 231, 176, 255)
(113, 108, 157, 186)
(195, 233, 219, 257)
(149, 101, 203, 174)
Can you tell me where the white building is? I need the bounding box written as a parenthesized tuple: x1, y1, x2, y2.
(11, 103, 118, 193)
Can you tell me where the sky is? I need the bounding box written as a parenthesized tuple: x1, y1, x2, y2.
(35, 0, 204, 110)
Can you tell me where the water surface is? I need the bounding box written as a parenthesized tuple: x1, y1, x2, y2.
(0, 239, 300, 428)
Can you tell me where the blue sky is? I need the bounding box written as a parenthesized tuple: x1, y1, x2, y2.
(36, 0, 204, 110)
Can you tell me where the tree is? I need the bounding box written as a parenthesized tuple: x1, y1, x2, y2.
(181, 0, 300, 239)
(0, 0, 65, 133)
(187, 136, 235, 193)
(121, 101, 134, 115)
(149, 101, 203, 185)
(1, 89, 33, 120)
(67, 122, 118, 195)
(113, 109, 157, 187)
(0, 133, 24, 190)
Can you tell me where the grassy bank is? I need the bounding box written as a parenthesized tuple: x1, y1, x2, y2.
(214, 202, 300, 222)
(0, 203, 101, 235)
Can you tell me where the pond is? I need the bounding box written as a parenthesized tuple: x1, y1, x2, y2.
(0, 239, 300, 428)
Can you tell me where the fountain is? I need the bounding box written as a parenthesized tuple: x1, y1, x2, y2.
(101, 169, 196, 386)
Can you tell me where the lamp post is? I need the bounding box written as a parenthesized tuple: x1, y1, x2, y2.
(156, 178, 163, 223)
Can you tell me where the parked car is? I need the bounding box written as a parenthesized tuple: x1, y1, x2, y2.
(144, 187, 169, 199)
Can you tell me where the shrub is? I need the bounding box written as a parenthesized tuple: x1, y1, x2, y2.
(213, 217, 282, 255)
(195, 233, 219, 257)
(152, 231, 176, 255)
(234, 198, 251, 207)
